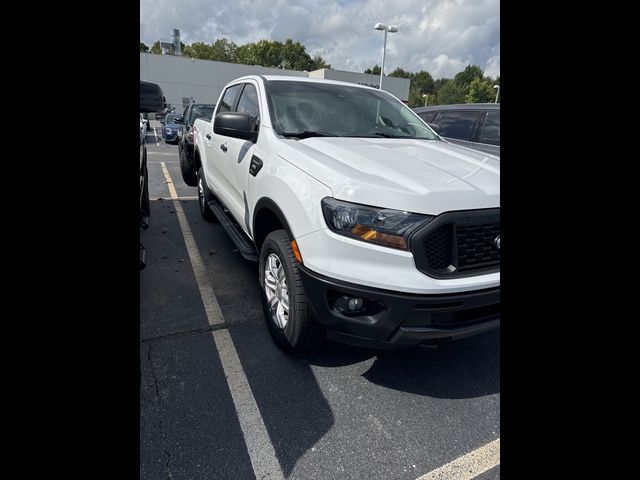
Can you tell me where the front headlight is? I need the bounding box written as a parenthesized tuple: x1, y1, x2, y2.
(321, 197, 433, 250)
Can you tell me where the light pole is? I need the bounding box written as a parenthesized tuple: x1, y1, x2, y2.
(493, 84, 500, 103)
(422, 94, 428, 107)
(374, 23, 398, 90)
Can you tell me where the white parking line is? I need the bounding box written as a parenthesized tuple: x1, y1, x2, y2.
(161, 162, 224, 326)
(415, 438, 500, 480)
(159, 162, 285, 480)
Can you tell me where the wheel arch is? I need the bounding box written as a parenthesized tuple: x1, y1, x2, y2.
(252, 198, 294, 253)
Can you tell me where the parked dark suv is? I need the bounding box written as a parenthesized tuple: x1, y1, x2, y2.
(413, 103, 500, 157)
(174, 103, 216, 186)
(140, 80, 165, 269)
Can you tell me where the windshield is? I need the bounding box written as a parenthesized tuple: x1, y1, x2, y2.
(265, 80, 438, 140)
(190, 105, 216, 123)
(165, 114, 179, 124)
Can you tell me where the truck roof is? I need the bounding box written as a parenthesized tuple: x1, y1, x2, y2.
(230, 75, 382, 93)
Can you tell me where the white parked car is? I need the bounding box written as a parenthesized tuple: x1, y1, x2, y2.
(184, 76, 500, 352)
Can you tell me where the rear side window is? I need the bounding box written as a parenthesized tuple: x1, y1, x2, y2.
(216, 84, 243, 115)
(418, 111, 437, 123)
(435, 111, 480, 141)
(477, 111, 500, 146)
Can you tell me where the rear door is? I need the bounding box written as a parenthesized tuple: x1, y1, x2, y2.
(472, 110, 500, 156)
(417, 110, 438, 123)
(433, 110, 482, 149)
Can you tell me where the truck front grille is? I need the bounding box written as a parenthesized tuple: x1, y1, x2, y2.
(411, 209, 500, 278)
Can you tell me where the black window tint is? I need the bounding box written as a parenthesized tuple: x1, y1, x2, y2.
(419, 111, 436, 123)
(477, 111, 500, 146)
(236, 84, 260, 131)
(435, 111, 480, 140)
(216, 84, 243, 115)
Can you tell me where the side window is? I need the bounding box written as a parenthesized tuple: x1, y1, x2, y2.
(419, 111, 436, 123)
(477, 111, 500, 146)
(216, 84, 243, 115)
(183, 105, 191, 125)
(435, 111, 480, 141)
(236, 84, 260, 131)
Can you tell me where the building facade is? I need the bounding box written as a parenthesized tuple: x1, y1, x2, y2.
(140, 53, 410, 113)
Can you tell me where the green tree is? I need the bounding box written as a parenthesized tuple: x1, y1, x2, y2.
(364, 65, 381, 75)
(465, 77, 496, 103)
(210, 38, 238, 62)
(435, 80, 466, 105)
(310, 55, 331, 70)
(182, 41, 214, 60)
(411, 70, 435, 94)
(150, 41, 162, 54)
(140, 42, 149, 53)
(234, 38, 327, 71)
(453, 64, 484, 88)
(388, 67, 411, 78)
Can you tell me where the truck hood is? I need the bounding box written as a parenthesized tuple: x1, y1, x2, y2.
(278, 137, 500, 215)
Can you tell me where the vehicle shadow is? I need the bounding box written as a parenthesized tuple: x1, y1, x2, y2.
(181, 199, 500, 478)
(307, 329, 500, 399)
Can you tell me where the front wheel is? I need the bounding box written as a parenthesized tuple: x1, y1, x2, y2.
(259, 230, 325, 353)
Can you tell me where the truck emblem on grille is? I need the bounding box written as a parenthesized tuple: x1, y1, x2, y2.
(495, 235, 500, 249)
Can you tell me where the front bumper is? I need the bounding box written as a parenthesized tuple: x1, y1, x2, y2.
(299, 266, 499, 349)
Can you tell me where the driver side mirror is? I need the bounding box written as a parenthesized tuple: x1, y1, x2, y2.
(214, 112, 258, 142)
(173, 116, 183, 124)
(428, 123, 440, 134)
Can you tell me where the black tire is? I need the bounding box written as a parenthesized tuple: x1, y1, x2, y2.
(259, 230, 325, 353)
(196, 167, 217, 222)
(179, 147, 197, 186)
(140, 152, 150, 229)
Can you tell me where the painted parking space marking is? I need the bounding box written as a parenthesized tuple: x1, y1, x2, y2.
(152, 196, 198, 201)
(159, 162, 285, 480)
(415, 438, 500, 480)
(160, 162, 224, 326)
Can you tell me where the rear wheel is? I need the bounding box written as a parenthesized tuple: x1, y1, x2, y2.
(179, 147, 197, 186)
(259, 230, 325, 353)
(196, 167, 217, 222)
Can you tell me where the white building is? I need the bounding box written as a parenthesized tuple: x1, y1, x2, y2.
(139, 53, 410, 113)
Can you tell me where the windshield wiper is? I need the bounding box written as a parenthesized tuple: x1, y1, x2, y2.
(372, 132, 412, 138)
(280, 131, 337, 139)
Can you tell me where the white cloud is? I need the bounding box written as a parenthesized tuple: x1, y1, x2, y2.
(140, 0, 499, 79)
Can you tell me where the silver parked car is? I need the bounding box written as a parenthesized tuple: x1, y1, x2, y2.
(413, 103, 500, 157)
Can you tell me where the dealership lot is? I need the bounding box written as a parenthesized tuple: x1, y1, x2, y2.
(140, 135, 500, 479)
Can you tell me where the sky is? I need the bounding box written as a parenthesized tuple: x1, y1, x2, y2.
(140, 0, 499, 80)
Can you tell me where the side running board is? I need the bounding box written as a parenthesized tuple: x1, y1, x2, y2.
(207, 199, 259, 262)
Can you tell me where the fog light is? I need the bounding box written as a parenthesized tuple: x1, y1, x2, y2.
(334, 295, 366, 315)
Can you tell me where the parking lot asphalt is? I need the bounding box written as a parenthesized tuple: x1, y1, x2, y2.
(140, 137, 500, 479)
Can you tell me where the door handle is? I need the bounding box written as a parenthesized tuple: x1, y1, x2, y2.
(220, 144, 228, 152)
(206, 133, 211, 140)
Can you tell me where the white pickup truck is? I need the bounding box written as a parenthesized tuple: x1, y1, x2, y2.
(183, 75, 500, 352)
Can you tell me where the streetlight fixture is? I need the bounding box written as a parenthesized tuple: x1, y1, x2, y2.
(374, 23, 398, 90)
(422, 94, 429, 107)
(493, 84, 500, 103)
